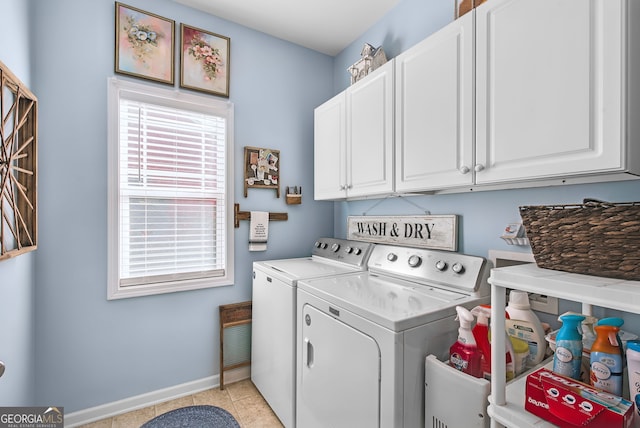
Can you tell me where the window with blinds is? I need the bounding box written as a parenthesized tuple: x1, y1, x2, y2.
(108, 78, 234, 299)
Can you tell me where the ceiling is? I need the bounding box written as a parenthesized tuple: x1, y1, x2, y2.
(173, 0, 401, 56)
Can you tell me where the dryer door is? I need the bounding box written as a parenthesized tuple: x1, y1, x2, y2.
(299, 303, 380, 428)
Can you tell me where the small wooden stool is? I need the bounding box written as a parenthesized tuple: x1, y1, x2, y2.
(219, 301, 252, 390)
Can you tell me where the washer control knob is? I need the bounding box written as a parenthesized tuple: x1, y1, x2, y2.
(344, 246, 353, 254)
(314, 241, 321, 248)
(387, 253, 398, 262)
(435, 260, 448, 271)
(354, 248, 362, 255)
(321, 243, 328, 249)
(331, 243, 340, 252)
(408, 255, 422, 267)
(452, 263, 465, 274)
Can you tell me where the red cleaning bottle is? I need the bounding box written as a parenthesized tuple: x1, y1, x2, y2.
(471, 305, 516, 381)
(471, 305, 492, 378)
(449, 306, 483, 378)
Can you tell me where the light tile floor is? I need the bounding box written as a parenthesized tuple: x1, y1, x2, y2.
(79, 379, 284, 428)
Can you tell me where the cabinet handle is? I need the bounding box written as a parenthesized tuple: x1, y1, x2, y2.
(346, 184, 353, 189)
(339, 185, 346, 190)
(459, 166, 470, 174)
(474, 164, 485, 172)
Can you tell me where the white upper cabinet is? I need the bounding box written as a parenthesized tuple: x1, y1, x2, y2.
(476, 0, 638, 184)
(314, 61, 394, 200)
(314, 92, 347, 200)
(395, 12, 474, 192)
(316, 0, 639, 198)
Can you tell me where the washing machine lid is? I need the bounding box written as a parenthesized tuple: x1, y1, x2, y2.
(257, 257, 364, 282)
(298, 272, 480, 331)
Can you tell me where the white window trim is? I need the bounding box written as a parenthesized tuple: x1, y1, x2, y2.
(107, 77, 234, 300)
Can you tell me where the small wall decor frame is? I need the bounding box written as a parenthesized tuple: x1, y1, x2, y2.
(180, 24, 231, 97)
(114, 2, 175, 85)
(243, 146, 280, 197)
(0, 60, 38, 261)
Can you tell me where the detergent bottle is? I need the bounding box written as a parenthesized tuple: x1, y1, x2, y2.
(553, 314, 585, 380)
(590, 324, 623, 396)
(505, 290, 547, 366)
(449, 306, 483, 378)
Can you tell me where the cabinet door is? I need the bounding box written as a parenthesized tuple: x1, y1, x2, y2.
(314, 92, 347, 200)
(346, 60, 395, 198)
(475, 0, 624, 184)
(395, 12, 474, 192)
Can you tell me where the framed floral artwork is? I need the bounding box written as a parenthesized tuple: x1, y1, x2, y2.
(180, 24, 231, 98)
(115, 2, 175, 85)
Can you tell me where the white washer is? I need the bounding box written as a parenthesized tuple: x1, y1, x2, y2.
(296, 244, 490, 428)
(252, 238, 374, 428)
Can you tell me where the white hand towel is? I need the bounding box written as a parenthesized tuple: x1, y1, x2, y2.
(249, 211, 269, 251)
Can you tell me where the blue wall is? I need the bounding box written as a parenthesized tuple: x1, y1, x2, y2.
(0, 0, 36, 407)
(27, 0, 334, 412)
(3, 0, 639, 416)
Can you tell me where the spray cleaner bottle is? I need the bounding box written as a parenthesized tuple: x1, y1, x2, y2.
(596, 317, 625, 361)
(590, 324, 623, 396)
(553, 314, 585, 380)
(471, 305, 515, 381)
(449, 306, 483, 378)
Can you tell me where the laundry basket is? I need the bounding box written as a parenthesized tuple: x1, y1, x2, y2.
(519, 200, 640, 281)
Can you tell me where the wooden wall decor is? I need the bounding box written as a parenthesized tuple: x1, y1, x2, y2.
(0, 60, 38, 261)
(243, 146, 280, 197)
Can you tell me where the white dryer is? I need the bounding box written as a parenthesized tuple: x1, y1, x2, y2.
(252, 238, 374, 428)
(296, 244, 490, 428)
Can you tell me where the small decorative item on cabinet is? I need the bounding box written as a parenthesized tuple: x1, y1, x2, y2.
(285, 186, 302, 205)
(347, 43, 387, 85)
(455, 0, 488, 18)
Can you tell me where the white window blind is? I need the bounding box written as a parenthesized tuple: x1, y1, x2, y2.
(108, 78, 234, 298)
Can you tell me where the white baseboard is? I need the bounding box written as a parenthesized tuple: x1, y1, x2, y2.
(64, 367, 251, 427)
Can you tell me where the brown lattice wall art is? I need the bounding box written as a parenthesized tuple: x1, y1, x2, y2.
(0, 60, 38, 261)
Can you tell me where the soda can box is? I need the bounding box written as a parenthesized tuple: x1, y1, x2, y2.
(525, 367, 634, 427)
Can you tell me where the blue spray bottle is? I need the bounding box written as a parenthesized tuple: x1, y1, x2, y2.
(553, 314, 585, 380)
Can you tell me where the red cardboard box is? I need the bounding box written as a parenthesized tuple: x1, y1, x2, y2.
(525, 367, 633, 427)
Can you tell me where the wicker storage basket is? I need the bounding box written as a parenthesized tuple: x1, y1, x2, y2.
(519, 200, 640, 281)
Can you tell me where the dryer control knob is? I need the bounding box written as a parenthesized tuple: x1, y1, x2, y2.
(331, 243, 341, 252)
(344, 246, 353, 254)
(314, 241, 321, 248)
(435, 260, 448, 271)
(408, 255, 422, 267)
(452, 263, 465, 274)
(353, 248, 362, 255)
(321, 243, 328, 249)
(387, 253, 398, 262)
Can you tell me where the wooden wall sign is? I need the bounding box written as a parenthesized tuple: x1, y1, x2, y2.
(347, 215, 458, 251)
